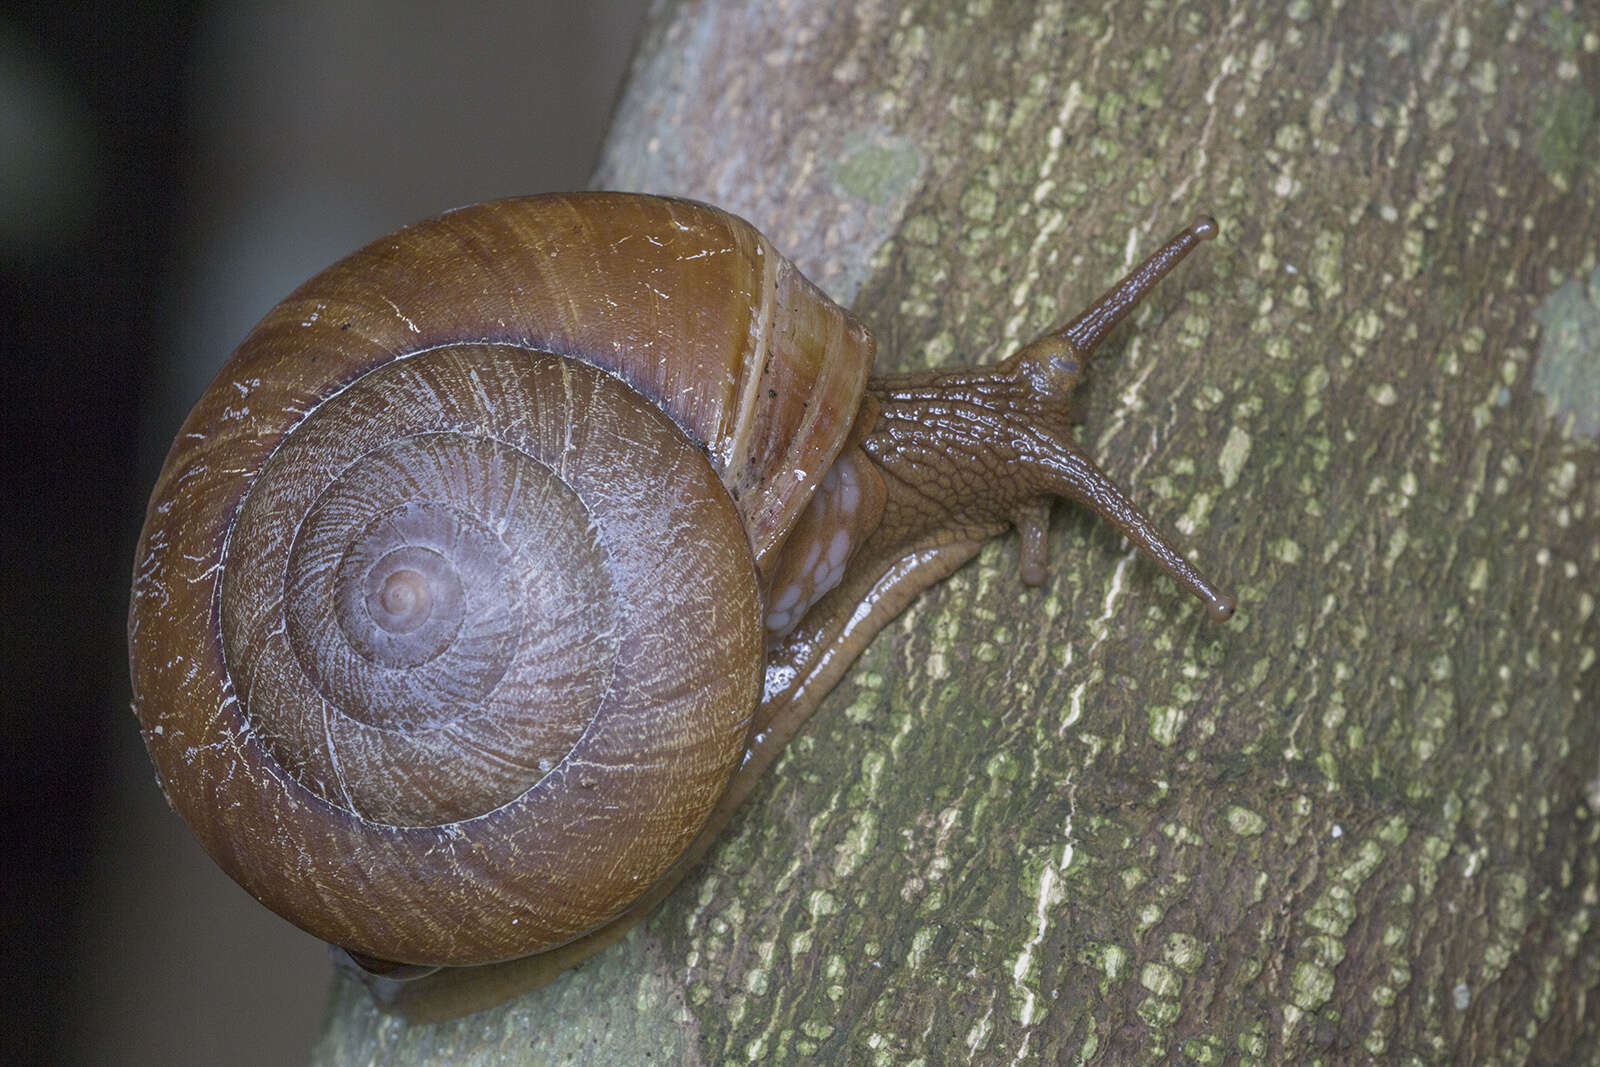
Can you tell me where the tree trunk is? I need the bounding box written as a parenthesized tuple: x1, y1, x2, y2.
(314, 0, 1600, 1062)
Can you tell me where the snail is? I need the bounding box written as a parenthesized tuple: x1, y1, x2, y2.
(128, 192, 1234, 1016)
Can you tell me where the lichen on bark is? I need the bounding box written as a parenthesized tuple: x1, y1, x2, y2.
(315, 1, 1599, 1063)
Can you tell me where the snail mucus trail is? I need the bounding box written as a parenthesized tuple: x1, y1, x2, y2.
(128, 193, 1234, 1019)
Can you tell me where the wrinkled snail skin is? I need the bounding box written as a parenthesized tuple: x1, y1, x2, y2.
(127, 192, 1234, 1019)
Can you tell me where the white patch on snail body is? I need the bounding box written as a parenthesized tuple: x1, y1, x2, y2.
(800, 531, 823, 574)
(839, 472, 859, 514)
(826, 528, 851, 568)
(771, 582, 803, 614)
(764, 459, 864, 635)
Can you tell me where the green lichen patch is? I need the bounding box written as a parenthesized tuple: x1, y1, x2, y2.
(831, 132, 924, 207)
(1533, 265, 1600, 439)
(1533, 85, 1596, 187)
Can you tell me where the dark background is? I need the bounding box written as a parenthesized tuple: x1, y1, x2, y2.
(1, 4, 650, 1064)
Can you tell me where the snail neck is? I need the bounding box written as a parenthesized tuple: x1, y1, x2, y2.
(861, 347, 1080, 547)
(857, 350, 1234, 621)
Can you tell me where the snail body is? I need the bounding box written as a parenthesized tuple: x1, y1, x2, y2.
(129, 193, 1233, 1013)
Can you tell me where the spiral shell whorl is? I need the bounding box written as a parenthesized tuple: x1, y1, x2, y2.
(226, 400, 626, 825)
(136, 339, 763, 963)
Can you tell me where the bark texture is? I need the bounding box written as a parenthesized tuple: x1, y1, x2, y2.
(314, 0, 1600, 1063)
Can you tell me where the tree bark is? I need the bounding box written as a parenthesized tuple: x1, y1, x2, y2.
(314, 0, 1600, 1063)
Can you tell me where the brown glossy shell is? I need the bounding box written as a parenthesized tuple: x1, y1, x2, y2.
(127, 193, 875, 965)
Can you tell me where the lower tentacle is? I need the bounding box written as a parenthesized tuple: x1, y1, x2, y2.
(1023, 434, 1235, 620)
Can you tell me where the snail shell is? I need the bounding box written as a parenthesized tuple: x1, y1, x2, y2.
(129, 192, 1235, 989)
(130, 194, 871, 965)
